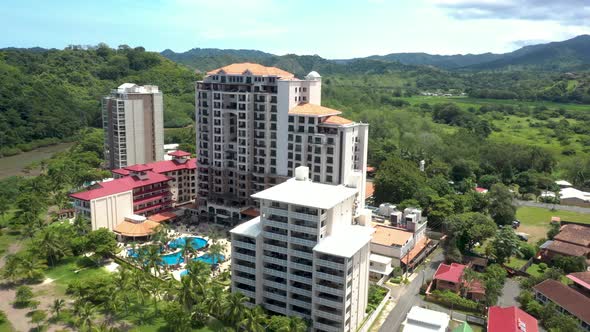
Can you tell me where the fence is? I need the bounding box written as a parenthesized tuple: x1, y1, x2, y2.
(357, 288, 391, 332)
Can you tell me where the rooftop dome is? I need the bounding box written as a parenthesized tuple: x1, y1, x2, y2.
(305, 71, 321, 80)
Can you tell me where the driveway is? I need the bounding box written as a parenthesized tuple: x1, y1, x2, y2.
(497, 278, 521, 308)
(378, 250, 444, 332)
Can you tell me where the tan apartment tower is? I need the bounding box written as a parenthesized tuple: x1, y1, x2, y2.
(196, 63, 368, 224)
(103, 83, 164, 169)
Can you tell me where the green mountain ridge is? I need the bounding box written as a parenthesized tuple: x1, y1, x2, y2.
(160, 35, 590, 72)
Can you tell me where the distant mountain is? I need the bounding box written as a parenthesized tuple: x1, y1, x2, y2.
(365, 52, 504, 69)
(467, 35, 590, 71)
(162, 35, 590, 72)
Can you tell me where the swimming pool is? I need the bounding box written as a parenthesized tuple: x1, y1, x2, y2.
(194, 253, 225, 265)
(168, 236, 208, 250)
(161, 251, 184, 265)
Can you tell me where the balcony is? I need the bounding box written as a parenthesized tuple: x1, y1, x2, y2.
(315, 259, 345, 271)
(315, 295, 343, 309)
(315, 271, 344, 283)
(235, 287, 256, 299)
(290, 249, 313, 260)
(233, 240, 256, 251)
(315, 284, 344, 296)
(290, 262, 313, 273)
(264, 256, 288, 267)
(290, 274, 312, 284)
(232, 275, 255, 286)
(264, 280, 287, 291)
(263, 231, 288, 242)
(290, 298, 311, 309)
(289, 211, 319, 222)
(264, 303, 286, 315)
(263, 268, 287, 279)
(289, 286, 312, 297)
(263, 291, 286, 302)
(266, 207, 289, 217)
(232, 252, 256, 262)
(315, 309, 344, 323)
(313, 322, 341, 332)
(263, 243, 288, 255)
(290, 223, 318, 234)
(233, 264, 256, 275)
(290, 236, 317, 248)
(264, 219, 288, 230)
(133, 192, 171, 206)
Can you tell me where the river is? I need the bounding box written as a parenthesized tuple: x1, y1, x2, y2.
(0, 143, 74, 180)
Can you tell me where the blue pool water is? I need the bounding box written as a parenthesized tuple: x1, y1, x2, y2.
(168, 236, 208, 250)
(161, 251, 184, 265)
(194, 253, 225, 265)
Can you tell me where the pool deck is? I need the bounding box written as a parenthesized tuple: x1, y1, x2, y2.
(117, 230, 232, 281)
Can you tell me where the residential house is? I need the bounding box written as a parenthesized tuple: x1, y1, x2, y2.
(533, 279, 590, 331)
(539, 224, 590, 266)
(432, 263, 485, 301)
(487, 306, 539, 332)
(402, 306, 449, 332)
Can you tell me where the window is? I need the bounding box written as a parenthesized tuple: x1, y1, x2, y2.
(289, 116, 294, 123)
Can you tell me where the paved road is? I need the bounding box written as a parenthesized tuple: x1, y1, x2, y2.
(378, 251, 444, 332)
(514, 200, 590, 214)
(497, 278, 521, 308)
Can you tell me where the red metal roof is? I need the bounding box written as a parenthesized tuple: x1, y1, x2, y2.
(112, 158, 196, 176)
(487, 306, 538, 332)
(434, 263, 466, 284)
(124, 164, 154, 172)
(70, 171, 170, 201)
(168, 150, 191, 157)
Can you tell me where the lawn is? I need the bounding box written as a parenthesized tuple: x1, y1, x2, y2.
(45, 257, 112, 294)
(526, 264, 544, 277)
(0, 321, 14, 332)
(130, 318, 225, 332)
(516, 206, 590, 243)
(505, 257, 528, 270)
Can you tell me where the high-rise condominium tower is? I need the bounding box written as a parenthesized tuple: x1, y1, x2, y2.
(103, 83, 164, 169)
(230, 167, 373, 332)
(196, 63, 368, 223)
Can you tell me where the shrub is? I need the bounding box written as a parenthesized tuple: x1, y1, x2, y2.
(367, 285, 388, 313)
(429, 290, 479, 311)
(14, 286, 34, 308)
(519, 243, 536, 260)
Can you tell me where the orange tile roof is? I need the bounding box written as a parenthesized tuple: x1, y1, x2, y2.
(241, 207, 260, 217)
(366, 182, 375, 198)
(148, 211, 178, 223)
(289, 103, 342, 116)
(207, 63, 294, 78)
(371, 225, 413, 246)
(323, 115, 353, 125)
(113, 219, 160, 237)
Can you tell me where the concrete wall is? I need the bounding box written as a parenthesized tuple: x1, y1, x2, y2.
(89, 190, 133, 230)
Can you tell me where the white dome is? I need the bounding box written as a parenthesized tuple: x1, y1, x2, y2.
(306, 71, 321, 79)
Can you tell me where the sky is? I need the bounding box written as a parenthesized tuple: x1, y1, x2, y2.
(1, 0, 589, 58)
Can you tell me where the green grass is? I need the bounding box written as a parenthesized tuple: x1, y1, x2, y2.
(516, 206, 590, 226)
(526, 264, 544, 277)
(0, 321, 14, 332)
(505, 257, 528, 270)
(45, 257, 111, 294)
(129, 317, 224, 332)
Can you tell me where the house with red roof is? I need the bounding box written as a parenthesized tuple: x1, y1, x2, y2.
(70, 151, 195, 232)
(487, 306, 538, 332)
(432, 263, 485, 301)
(533, 278, 590, 331)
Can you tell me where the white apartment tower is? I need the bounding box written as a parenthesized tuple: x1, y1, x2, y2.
(230, 167, 373, 332)
(196, 63, 368, 223)
(103, 83, 165, 169)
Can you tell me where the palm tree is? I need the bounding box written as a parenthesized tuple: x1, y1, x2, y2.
(51, 298, 65, 319)
(73, 214, 91, 235)
(144, 245, 163, 276)
(239, 305, 266, 332)
(179, 277, 195, 311)
(18, 253, 47, 281)
(208, 242, 225, 266)
(77, 302, 95, 331)
(224, 292, 247, 326)
(206, 285, 226, 317)
(152, 224, 170, 246)
(1, 254, 20, 282)
(182, 238, 196, 262)
(36, 227, 71, 266)
(287, 315, 307, 332)
(461, 267, 478, 298)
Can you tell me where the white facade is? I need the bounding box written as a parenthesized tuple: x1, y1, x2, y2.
(103, 83, 164, 169)
(196, 64, 368, 223)
(73, 191, 134, 231)
(402, 306, 449, 332)
(230, 167, 372, 332)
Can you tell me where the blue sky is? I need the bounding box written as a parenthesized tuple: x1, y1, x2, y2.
(1, 0, 588, 58)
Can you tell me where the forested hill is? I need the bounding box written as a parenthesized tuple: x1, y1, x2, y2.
(0, 44, 198, 156)
(163, 35, 590, 72)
